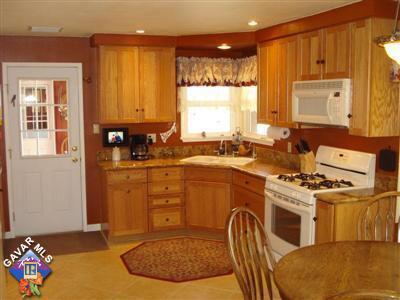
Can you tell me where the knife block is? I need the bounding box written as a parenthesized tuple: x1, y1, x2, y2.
(299, 151, 316, 173)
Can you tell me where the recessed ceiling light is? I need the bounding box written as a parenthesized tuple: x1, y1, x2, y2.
(217, 44, 231, 50)
(29, 26, 63, 33)
(248, 20, 258, 26)
(136, 29, 145, 34)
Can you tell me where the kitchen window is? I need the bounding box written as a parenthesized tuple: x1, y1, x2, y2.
(180, 85, 273, 145)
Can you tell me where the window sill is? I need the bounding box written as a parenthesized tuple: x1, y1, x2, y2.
(180, 136, 232, 143)
(242, 135, 275, 146)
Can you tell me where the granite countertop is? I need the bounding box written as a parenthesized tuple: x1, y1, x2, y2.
(316, 187, 386, 204)
(97, 158, 295, 179)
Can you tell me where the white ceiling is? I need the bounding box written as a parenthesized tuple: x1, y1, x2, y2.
(0, 0, 362, 37)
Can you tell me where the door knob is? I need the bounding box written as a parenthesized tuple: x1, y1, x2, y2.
(72, 146, 78, 151)
(72, 157, 79, 163)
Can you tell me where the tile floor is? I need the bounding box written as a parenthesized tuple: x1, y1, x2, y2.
(5, 241, 281, 300)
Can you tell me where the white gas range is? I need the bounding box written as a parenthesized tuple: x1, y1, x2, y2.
(264, 146, 376, 260)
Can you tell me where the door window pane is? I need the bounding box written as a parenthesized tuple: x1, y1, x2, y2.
(19, 79, 69, 156)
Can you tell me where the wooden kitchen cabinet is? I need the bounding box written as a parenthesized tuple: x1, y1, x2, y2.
(98, 46, 140, 124)
(185, 167, 232, 230)
(258, 36, 298, 127)
(232, 170, 265, 222)
(139, 47, 176, 123)
(349, 18, 399, 137)
(101, 169, 148, 238)
(107, 183, 148, 236)
(298, 24, 351, 80)
(97, 46, 176, 124)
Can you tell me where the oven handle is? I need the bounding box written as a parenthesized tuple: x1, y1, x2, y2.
(266, 191, 312, 214)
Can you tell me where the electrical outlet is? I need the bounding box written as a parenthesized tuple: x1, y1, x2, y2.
(93, 123, 100, 134)
(287, 142, 292, 153)
(147, 133, 156, 144)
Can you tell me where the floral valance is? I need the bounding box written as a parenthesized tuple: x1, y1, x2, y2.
(176, 56, 257, 86)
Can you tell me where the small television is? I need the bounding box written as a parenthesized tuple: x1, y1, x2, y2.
(102, 128, 129, 147)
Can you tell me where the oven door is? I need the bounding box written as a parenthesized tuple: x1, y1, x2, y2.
(265, 190, 314, 259)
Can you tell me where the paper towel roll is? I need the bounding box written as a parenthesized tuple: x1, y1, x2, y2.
(267, 126, 290, 140)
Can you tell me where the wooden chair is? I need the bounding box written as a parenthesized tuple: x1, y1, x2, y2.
(358, 191, 400, 242)
(225, 207, 276, 300)
(327, 289, 400, 299)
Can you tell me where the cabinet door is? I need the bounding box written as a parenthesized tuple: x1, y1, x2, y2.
(108, 183, 148, 236)
(298, 30, 322, 80)
(315, 200, 334, 244)
(322, 24, 351, 79)
(257, 41, 277, 124)
(139, 47, 176, 123)
(276, 36, 298, 128)
(185, 181, 231, 230)
(349, 19, 371, 136)
(98, 46, 140, 123)
(232, 185, 265, 223)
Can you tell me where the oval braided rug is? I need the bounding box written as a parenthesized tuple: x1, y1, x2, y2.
(120, 237, 233, 282)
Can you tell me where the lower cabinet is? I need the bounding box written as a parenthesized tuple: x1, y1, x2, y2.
(232, 170, 266, 222)
(185, 166, 232, 230)
(185, 181, 231, 230)
(107, 182, 148, 237)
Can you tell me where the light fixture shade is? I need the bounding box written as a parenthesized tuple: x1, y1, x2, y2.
(383, 41, 400, 64)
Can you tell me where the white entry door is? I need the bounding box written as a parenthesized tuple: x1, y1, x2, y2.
(3, 63, 85, 236)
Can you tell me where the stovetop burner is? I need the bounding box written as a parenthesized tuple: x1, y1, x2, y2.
(277, 172, 355, 190)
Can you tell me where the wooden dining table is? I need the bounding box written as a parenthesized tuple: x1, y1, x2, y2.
(273, 241, 400, 299)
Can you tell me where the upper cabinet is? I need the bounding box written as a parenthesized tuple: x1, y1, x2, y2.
(349, 18, 399, 137)
(258, 36, 298, 128)
(139, 47, 176, 123)
(298, 24, 351, 80)
(97, 46, 176, 124)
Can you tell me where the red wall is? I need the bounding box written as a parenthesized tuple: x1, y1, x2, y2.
(0, 35, 399, 232)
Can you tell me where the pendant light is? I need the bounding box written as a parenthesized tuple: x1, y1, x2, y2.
(376, 0, 400, 64)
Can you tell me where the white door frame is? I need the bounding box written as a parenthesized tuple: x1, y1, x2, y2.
(2, 62, 88, 238)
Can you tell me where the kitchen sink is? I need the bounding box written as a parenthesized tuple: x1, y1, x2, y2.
(180, 155, 255, 166)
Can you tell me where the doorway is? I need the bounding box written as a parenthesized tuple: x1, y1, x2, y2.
(2, 63, 87, 237)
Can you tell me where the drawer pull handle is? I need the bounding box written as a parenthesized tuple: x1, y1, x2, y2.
(165, 218, 170, 222)
(245, 202, 249, 207)
(165, 186, 169, 190)
(127, 190, 131, 194)
(165, 199, 169, 203)
(245, 181, 249, 185)
(165, 173, 169, 176)
(126, 175, 130, 180)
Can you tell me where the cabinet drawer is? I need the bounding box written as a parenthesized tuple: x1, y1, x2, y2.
(232, 170, 265, 196)
(150, 207, 185, 231)
(232, 185, 265, 223)
(106, 169, 147, 185)
(148, 181, 183, 195)
(149, 194, 184, 208)
(148, 167, 183, 182)
(185, 167, 231, 183)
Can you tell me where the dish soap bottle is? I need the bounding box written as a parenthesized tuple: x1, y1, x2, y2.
(112, 147, 121, 162)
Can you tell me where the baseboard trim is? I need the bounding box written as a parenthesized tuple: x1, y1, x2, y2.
(4, 231, 15, 239)
(85, 224, 101, 232)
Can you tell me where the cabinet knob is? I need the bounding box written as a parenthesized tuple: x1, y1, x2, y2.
(126, 175, 130, 179)
(245, 202, 249, 207)
(313, 217, 317, 222)
(316, 60, 321, 64)
(165, 173, 169, 176)
(245, 181, 249, 185)
(136, 108, 139, 112)
(142, 108, 145, 112)
(320, 59, 325, 64)
(127, 190, 131, 194)
(165, 199, 169, 203)
(347, 113, 353, 119)
(165, 218, 170, 222)
(165, 186, 169, 190)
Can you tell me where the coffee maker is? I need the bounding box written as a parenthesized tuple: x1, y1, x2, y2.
(130, 134, 149, 160)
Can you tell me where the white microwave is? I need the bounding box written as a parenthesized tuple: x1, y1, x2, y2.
(292, 79, 352, 127)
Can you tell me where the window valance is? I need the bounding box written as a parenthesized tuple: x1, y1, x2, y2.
(176, 56, 257, 87)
